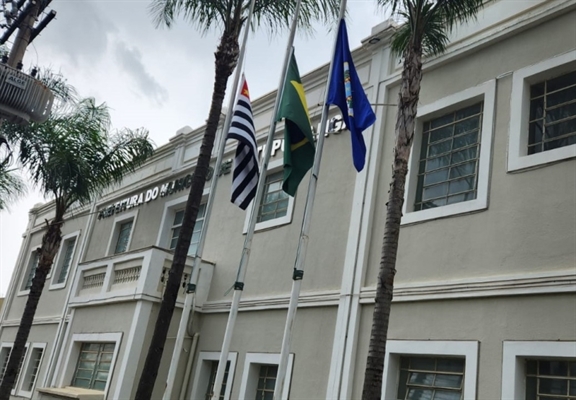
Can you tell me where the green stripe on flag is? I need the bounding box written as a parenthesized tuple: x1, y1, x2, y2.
(277, 53, 315, 197)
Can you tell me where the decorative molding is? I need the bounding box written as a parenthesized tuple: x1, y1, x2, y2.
(1, 315, 63, 327)
(201, 270, 576, 313)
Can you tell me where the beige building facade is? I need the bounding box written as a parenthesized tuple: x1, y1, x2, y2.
(0, 1, 575, 399)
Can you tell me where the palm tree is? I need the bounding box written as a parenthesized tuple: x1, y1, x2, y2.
(0, 137, 25, 211)
(362, 1, 486, 398)
(0, 95, 154, 399)
(135, 1, 340, 398)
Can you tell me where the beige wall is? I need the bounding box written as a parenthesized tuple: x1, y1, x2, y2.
(193, 306, 337, 400)
(353, 293, 576, 399)
(365, 9, 576, 287)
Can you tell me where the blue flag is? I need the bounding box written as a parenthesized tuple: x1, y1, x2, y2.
(327, 19, 376, 172)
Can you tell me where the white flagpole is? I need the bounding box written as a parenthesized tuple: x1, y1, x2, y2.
(162, 1, 257, 398)
(273, 1, 348, 399)
(210, 2, 304, 399)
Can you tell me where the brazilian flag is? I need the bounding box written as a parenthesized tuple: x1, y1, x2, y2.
(277, 52, 315, 196)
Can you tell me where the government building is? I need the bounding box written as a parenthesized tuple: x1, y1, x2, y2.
(0, 0, 575, 399)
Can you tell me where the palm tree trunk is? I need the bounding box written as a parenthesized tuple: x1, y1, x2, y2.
(135, 30, 239, 400)
(362, 44, 423, 400)
(0, 217, 62, 399)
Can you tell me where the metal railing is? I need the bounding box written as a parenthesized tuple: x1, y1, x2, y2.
(0, 63, 53, 124)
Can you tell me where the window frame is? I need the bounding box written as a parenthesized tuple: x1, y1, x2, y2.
(501, 341, 576, 400)
(243, 158, 295, 233)
(403, 80, 495, 225)
(58, 332, 122, 396)
(381, 340, 479, 400)
(156, 189, 209, 257)
(16, 342, 46, 398)
(49, 231, 80, 290)
(105, 211, 138, 256)
(18, 246, 41, 296)
(189, 351, 238, 400)
(508, 50, 576, 172)
(0, 342, 30, 396)
(237, 352, 294, 400)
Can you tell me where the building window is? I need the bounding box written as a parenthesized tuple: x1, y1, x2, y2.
(23, 252, 40, 291)
(415, 103, 482, 211)
(190, 352, 237, 400)
(528, 70, 576, 155)
(21, 345, 44, 393)
(0, 346, 11, 383)
(71, 343, 115, 391)
(255, 364, 278, 400)
(170, 202, 207, 256)
(508, 50, 576, 171)
(114, 221, 133, 254)
(258, 171, 290, 223)
(502, 341, 576, 399)
(397, 356, 465, 400)
(205, 361, 230, 400)
(49, 235, 78, 288)
(525, 359, 576, 399)
(382, 341, 478, 400)
(238, 353, 293, 400)
(403, 80, 495, 225)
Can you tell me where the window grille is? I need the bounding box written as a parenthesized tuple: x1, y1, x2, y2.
(397, 356, 465, 400)
(170, 202, 207, 256)
(257, 172, 289, 223)
(415, 103, 483, 211)
(23, 347, 43, 391)
(528, 70, 576, 154)
(525, 359, 576, 399)
(255, 365, 278, 400)
(205, 361, 230, 400)
(72, 343, 115, 391)
(24, 252, 40, 290)
(114, 221, 133, 254)
(57, 238, 76, 284)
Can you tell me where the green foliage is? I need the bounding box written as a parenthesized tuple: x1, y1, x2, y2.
(0, 139, 26, 211)
(1, 96, 154, 216)
(376, 0, 486, 55)
(149, 0, 340, 36)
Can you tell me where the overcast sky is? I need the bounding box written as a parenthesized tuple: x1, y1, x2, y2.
(0, 0, 388, 296)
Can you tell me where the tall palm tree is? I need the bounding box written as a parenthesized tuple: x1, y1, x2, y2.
(0, 96, 154, 399)
(362, 1, 486, 398)
(0, 137, 25, 211)
(135, 2, 339, 398)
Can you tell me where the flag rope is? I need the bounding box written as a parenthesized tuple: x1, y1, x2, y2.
(161, 1, 257, 399)
(273, 1, 350, 399)
(210, 2, 304, 399)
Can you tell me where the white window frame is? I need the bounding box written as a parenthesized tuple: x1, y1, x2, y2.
(508, 50, 576, 172)
(403, 80, 495, 225)
(18, 246, 41, 296)
(106, 210, 138, 256)
(382, 340, 479, 400)
(16, 342, 46, 398)
(243, 158, 295, 233)
(49, 231, 80, 290)
(238, 352, 294, 400)
(501, 341, 576, 400)
(156, 189, 209, 255)
(189, 351, 238, 400)
(58, 332, 122, 396)
(0, 342, 30, 396)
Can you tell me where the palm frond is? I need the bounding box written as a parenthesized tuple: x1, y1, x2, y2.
(0, 166, 26, 211)
(149, 0, 227, 32)
(384, 0, 486, 56)
(2, 97, 154, 212)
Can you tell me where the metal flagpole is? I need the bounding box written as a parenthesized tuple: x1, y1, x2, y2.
(273, 1, 348, 399)
(210, 2, 304, 399)
(162, 1, 257, 398)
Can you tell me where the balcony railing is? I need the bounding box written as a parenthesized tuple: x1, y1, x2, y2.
(0, 63, 53, 124)
(69, 246, 214, 308)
